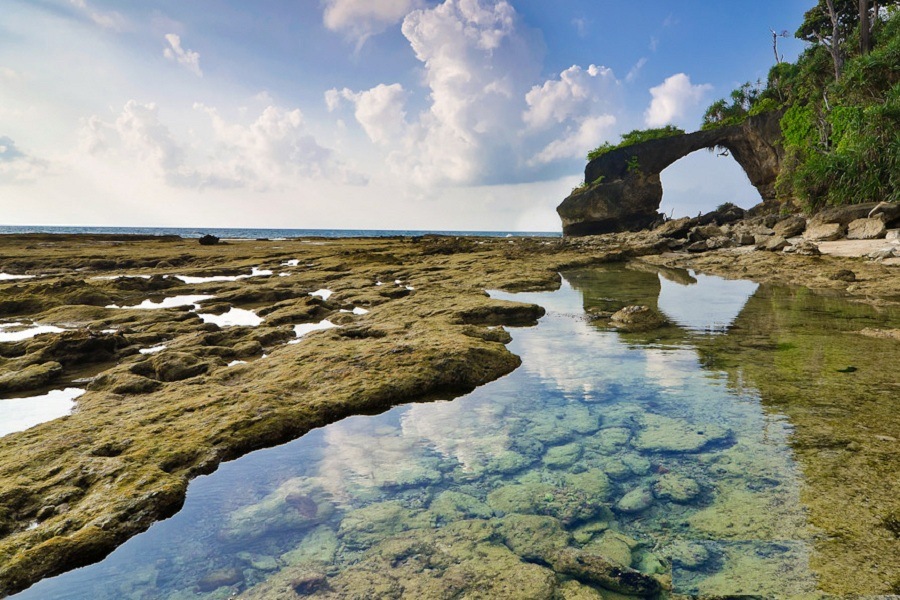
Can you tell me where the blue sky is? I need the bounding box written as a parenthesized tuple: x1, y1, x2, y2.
(0, 0, 809, 231)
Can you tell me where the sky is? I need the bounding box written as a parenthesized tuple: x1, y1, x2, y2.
(0, 0, 811, 232)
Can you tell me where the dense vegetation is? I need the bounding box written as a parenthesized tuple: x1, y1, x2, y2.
(586, 126, 685, 161)
(703, 1, 900, 210)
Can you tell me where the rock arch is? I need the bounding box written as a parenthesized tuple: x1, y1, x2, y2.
(557, 112, 784, 236)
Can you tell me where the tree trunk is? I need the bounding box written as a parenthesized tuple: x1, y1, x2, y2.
(860, 0, 872, 54)
(825, 0, 845, 80)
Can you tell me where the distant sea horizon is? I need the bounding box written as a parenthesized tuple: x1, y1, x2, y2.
(0, 225, 562, 239)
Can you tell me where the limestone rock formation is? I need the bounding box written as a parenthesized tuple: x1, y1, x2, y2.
(558, 112, 784, 236)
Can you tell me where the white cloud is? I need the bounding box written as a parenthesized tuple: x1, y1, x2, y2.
(644, 73, 712, 128)
(330, 0, 545, 186)
(163, 34, 202, 77)
(79, 100, 363, 190)
(326, 84, 409, 145)
(523, 64, 617, 130)
(626, 57, 648, 83)
(0, 136, 48, 184)
(322, 0, 423, 46)
(68, 0, 127, 31)
(529, 114, 616, 165)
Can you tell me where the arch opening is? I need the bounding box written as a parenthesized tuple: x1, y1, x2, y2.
(659, 148, 762, 220)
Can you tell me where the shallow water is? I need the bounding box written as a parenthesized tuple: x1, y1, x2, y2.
(13, 265, 900, 599)
(0, 388, 84, 437)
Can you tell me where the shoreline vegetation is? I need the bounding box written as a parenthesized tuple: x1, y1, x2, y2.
(0, 228, 898, 596)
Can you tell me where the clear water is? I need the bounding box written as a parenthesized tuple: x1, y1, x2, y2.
(12, 266, 898, 598)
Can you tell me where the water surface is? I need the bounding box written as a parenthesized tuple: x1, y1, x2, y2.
(14, 264, 900, 598)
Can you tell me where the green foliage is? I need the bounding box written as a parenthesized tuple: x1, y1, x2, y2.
(731, 3, 900, 209)
(625, 155, 641, 174)
(586, 126, 685, 161)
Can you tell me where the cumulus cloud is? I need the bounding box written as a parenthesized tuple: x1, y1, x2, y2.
(523, 64, 617, 130)
(0, 136, 48, 184)
(80, 100, 363, 190)
(645, 73, 712, 127)
(163, 34, 202, 77)
(529, 114, 616, 165)
(326, 84, 409, 144)
(68, 0, 127, 31)
(322, 0, 423, 46)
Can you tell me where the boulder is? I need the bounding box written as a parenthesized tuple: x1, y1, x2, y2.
(773, 215, 807, 238)
(615, 486, 654, 514)
(652, 473, 701, 503)
(804, 222, 844, 241)
(0, 361, 62, 392)
(760, 236, 790, 251)
(847, 218, 887, 240)
(198, 234, 220, 246)
(550, 547, 661, 596)
(609, 306, 668, 332)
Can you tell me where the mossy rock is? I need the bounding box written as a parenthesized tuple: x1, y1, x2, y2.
(0, 361, 61, 392)
(632, 413, 731, 454)
(429, 491, 493, 523)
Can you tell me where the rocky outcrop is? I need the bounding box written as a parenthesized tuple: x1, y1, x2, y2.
(558, 112, 784, 236)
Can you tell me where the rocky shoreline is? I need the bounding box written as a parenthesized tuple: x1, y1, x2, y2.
(0, 229, 898, 596)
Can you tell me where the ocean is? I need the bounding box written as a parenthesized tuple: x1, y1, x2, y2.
(0, 225, 561, 239)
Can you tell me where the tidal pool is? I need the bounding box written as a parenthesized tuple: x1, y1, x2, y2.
(13, 265, 900, 598)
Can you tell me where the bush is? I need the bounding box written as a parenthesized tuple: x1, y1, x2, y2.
(586, 126, 685, 161)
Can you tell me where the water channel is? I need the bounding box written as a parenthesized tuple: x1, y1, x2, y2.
(13, 265, 900, 598)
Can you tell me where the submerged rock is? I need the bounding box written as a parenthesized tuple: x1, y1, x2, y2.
(652, 473, 701, 503)
(609, 305, 668, 332)
(632, 413, 731, 454)
(615, 486, 654, 514)
(220, 479, 334, 543)
(551, 547, 662, 596)
(429, 491, 493, 523)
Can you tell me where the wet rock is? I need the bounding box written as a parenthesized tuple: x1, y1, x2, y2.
(652, 473, 701, 503)
(429, 491, 493, 522)
(0, 361, 62, 392)
(556, 579, 608, 599)
(497, 514, 570, 562)
(29, 330, 125, 366)
(197, 566, 242, 592)
(804, 222, 844, 241)
(550, 547, 661, 596)
(830, 269, 856, 282)
(290, 571, 328, 595)
(221, 480, 334, 543)
(666, 541, 710, 570)
(620, 454, 651, 476)
(484, 450, 533, 475)
(609, 305, 668, 332)
(632, 413, 731, 453)
(198, 234, 220, 246)
(584, 531, 638, 567)
(632, 549, 667, 575)
(543, 442, 583, 469)
(337, 500, 432, 551)
(280, 526, 338, 567)
(773, 215, 807, 238)
(488, 479, 607, 526)
(572, 517, 612, 544)
(88, 372, 161, 395)
(149, 352, 209, 382)
(590, 427, 632, 455)
(847, 217, 887, 240)
(601, 458, 633, 481)
(615, 486, 653, 514)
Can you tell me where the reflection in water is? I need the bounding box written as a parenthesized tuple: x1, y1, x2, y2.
(656, 271, 758, 333)
(16, 265, 898, 599)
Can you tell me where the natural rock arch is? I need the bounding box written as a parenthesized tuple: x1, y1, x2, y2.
(557, 112, 784, 236)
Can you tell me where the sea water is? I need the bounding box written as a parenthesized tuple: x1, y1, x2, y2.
(13, 265, 900, 598)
